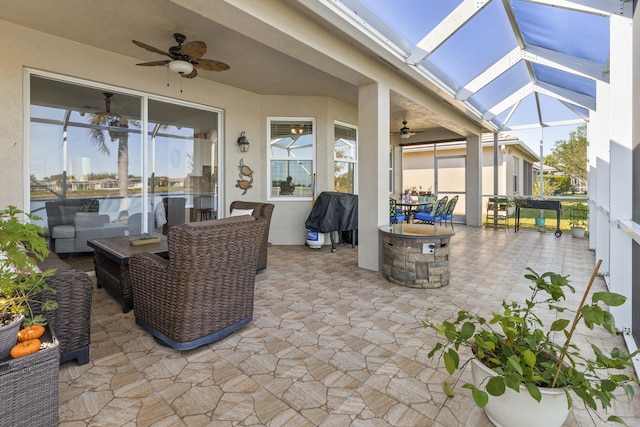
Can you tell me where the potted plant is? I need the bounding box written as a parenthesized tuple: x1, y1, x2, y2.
(0, 205, 57, 358)
(569, 217, 587, 238)
(422, 261, 638, 426)
(570, 202, 588, 238)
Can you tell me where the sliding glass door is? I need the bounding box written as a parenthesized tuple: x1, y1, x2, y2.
(147, 99, 219, 227)
(29, 74, 221, 237)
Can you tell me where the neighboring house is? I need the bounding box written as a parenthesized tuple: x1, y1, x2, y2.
(65, 178, 89, 192)
(92, 178, 119, 190)
(167, 177, 185, 188)
(127, 177, 143, 189)
(401, 134, 540, 217)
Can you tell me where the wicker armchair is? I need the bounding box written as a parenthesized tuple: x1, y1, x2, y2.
(229, 201, 274, 272)
(129, 215, 267, 350)
(34, 254, 93, 365)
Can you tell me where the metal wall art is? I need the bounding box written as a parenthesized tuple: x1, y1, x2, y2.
(235, 158, 254, 195)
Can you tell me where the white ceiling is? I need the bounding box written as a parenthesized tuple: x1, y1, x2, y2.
(0, 0, 359, 100)
(0, 0, 478, 138)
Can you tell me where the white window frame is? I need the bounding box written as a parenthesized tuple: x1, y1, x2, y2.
(333, 120, 358, 194)
(513, 156, 520, 194)
(389, 146, 394, 194)
(267, 116, 315, 201)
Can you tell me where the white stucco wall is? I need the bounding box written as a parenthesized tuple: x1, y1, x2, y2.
(0, 19, 358, 246)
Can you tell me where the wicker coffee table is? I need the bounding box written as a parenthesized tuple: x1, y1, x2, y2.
(88, 234, 168, 313)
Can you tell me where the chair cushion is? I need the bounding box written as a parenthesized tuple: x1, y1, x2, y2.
(52, 225, 75, 239)
(59, 205, 82, 225)
(74, 212, 109, 228)
(230, 208, 254, 217)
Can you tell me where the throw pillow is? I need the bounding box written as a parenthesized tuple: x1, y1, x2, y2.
(230, 208, 254, 217)
(81, 199, 99, 212)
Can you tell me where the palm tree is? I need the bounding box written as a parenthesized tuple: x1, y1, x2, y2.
(88, 93, 130, 212)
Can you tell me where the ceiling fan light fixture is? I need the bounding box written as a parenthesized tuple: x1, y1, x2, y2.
(400, 120, 411, 139)
(290, 125, 305, 135)
(168, 60, 194, 75)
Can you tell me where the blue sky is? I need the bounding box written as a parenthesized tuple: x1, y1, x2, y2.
(358, 0, 598, 155)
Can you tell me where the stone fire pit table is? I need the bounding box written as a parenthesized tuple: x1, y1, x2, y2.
(379, 223, 454, 288)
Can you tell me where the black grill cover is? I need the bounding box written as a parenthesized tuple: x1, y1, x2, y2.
(305, 191, 358, 233)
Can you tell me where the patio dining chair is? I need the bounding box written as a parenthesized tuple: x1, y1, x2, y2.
(389, 198, 406, 224)
(414, 196, 448, 225)
(441, 195, 459, 228)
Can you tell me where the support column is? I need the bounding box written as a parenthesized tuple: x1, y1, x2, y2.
(465, 133, 483, 226)
(357, 82, 389, 271)
(593, 80, 610, 275)
(608, 11, 633, 329)
(633, 0, 640, 356)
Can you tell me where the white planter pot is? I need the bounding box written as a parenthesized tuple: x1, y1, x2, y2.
(571, 227, 585, 238)
(470, 358, 570, 427)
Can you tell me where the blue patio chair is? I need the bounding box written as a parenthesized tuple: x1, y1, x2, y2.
(441, 195, 458, 228)
(414, 196, 448, 225)
(390, 199, 406, 224)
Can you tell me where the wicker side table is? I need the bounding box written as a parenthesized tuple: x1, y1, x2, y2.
(0, 325, 60, 426)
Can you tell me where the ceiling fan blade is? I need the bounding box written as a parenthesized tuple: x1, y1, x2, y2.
(195, 58, 230, 72)
(136, 60, 171, 66)
(132, 40, 171, 57)
(183, 69, 198, 79)
(180, 41, 207, 60)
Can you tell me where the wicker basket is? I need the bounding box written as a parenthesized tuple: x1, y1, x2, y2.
(0, 325, 59, 426)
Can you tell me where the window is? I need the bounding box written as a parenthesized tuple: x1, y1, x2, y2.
(522, 160, 533, 196)
(268, 118, 315, 199)
(512, 156, 520, 194)
(333, 122, 357, 193)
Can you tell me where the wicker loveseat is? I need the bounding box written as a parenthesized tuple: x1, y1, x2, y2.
(35, 253, 93, 364)
(129, 215, 267, 350)
(229, 201, 274, 272)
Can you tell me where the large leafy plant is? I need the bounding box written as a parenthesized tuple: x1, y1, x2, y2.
(0, 205, 57, 326)
(423, 263, 638, 425)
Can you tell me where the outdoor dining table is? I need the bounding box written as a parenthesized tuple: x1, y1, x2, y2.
(395, 201, 433, 223)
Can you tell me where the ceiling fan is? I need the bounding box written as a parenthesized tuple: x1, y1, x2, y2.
(400, 120, 415, 139)
(132, 33, 230, 78)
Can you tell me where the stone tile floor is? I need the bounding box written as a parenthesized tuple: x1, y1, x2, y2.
(58, 225, 640, 426)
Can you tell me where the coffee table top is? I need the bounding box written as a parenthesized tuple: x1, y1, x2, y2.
(87, 234, 168, 265)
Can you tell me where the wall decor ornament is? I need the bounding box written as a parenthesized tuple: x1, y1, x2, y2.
(235, 159, 254, 195)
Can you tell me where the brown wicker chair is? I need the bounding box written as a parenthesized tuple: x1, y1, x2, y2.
(34, 255, 93, 365)
(229, 201, 274, 272)
(129, 215, 266, 350)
